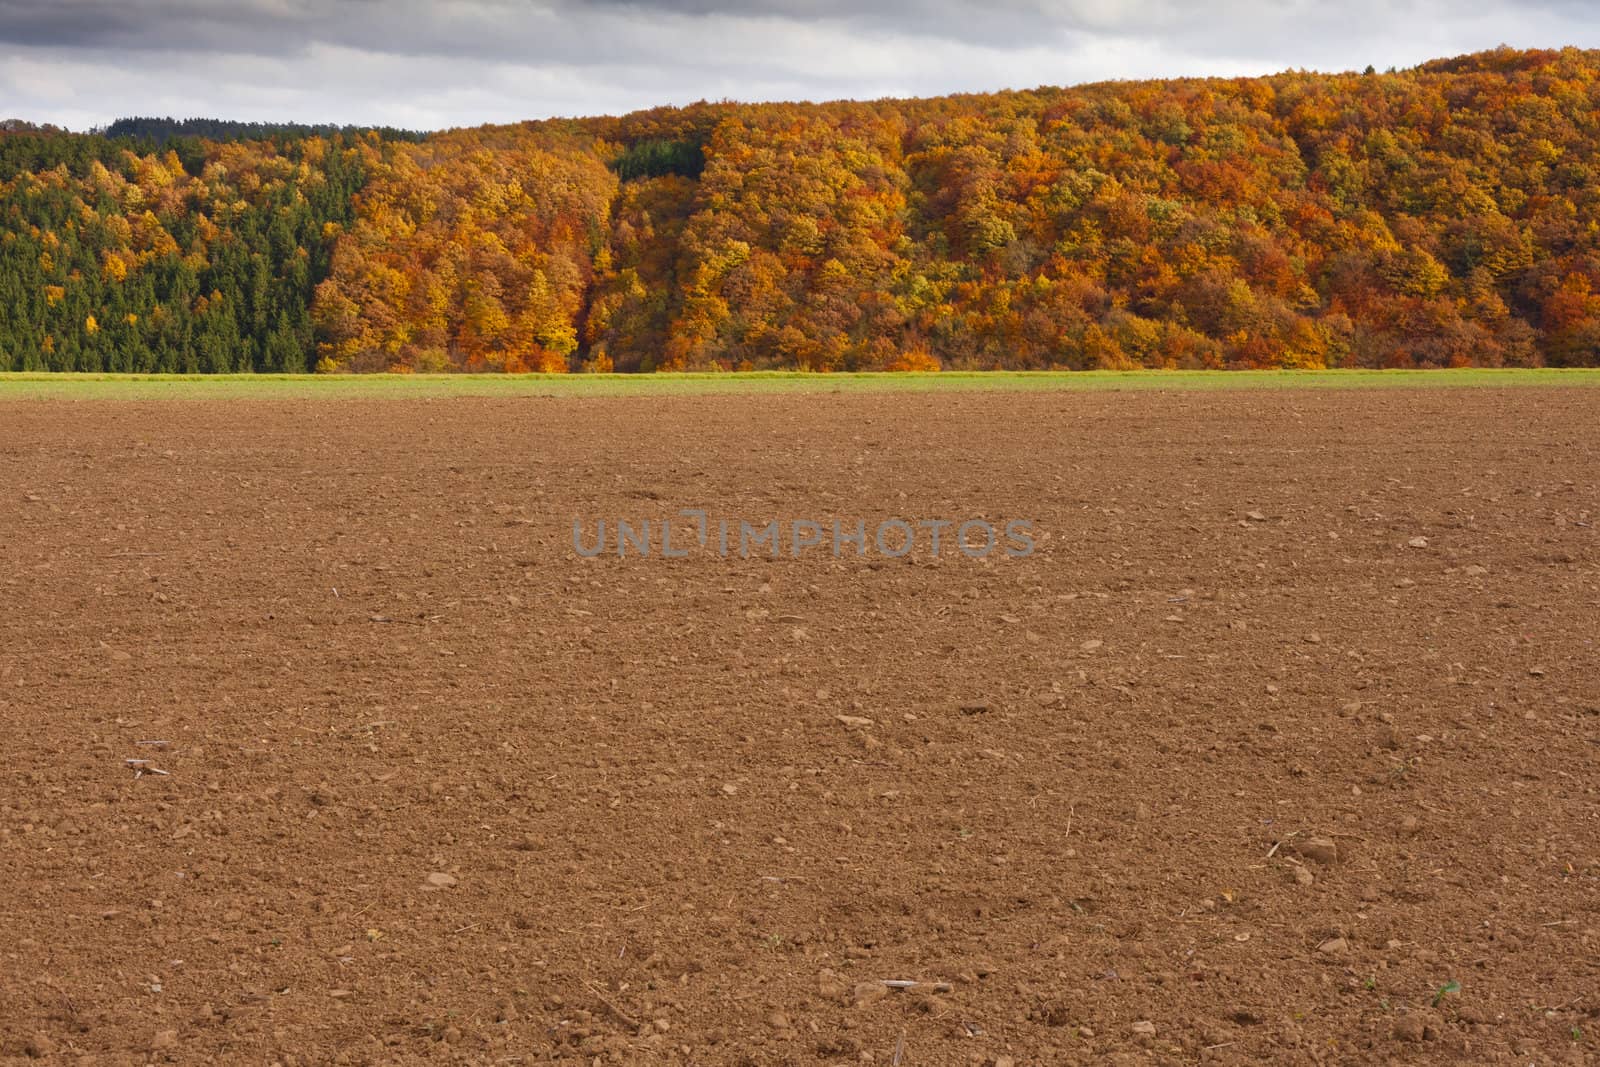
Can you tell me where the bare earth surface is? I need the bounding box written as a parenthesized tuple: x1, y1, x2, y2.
(1, 388, 1597, 1066)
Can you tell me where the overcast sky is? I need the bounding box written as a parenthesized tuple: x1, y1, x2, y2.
(1, 0, 1597, 132)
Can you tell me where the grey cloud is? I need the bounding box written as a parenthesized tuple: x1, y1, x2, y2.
(0, 0, 316, 51)
(0, 0, 1088, 59)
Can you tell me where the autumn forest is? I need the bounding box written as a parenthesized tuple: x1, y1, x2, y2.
(5, 47, 1600, 373)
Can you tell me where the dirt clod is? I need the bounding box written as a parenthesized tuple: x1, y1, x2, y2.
(1295, 837, 1339, 864)
(1391, 1013, 1442, 1042)
(852, 982, 888, 1009)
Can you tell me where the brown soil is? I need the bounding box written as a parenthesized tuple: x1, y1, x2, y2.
(1, 388, 1597, 1066)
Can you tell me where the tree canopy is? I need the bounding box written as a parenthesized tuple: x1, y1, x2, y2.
(6, 48, 1600, 372)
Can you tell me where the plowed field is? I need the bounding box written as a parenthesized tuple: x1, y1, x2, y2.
(2, 387, 1597, 1065)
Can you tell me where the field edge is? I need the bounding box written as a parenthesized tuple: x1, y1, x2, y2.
(4, 367, 1600, 398)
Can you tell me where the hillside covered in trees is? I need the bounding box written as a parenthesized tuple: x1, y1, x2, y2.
(5, 47, 1600, 373)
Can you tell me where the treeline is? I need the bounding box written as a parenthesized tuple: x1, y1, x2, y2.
(7, 47, 1600, 372)
(101, 117, 426, 146)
